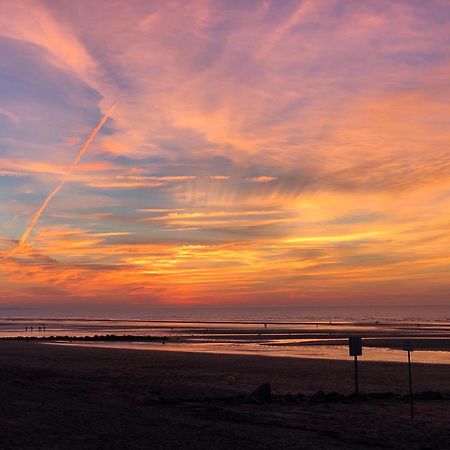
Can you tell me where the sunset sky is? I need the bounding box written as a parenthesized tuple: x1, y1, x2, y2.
(1, 0, 449, 310)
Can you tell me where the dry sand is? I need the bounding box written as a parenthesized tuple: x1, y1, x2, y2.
(0, 341, 449, 449)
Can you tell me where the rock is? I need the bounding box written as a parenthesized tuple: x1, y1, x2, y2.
(269, 394, 283, 403)
(309, 390, 325, 404)
(245, 383, 271, 404)
(348, 392, 369, 401)
(324, 392, 346, 403)
(415, 391, 443, 400)
(284, 393, 299, 404)
(368, 392, 395, 400)
(274, 393, 299, 404)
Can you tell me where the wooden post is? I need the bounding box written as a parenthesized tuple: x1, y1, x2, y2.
(408, 350, 414, 418)
(403, 341, 414, 419)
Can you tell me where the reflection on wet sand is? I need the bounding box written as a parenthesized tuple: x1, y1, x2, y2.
(3, 318, 447, 364)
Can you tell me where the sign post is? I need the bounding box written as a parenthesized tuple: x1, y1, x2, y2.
(403, 341, 414, 419)
(349, 337, 363, 394)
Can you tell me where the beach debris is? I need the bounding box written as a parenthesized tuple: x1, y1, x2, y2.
(244, 383, 271, 404)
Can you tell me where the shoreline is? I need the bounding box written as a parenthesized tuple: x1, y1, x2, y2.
(45, 339, 450, 366)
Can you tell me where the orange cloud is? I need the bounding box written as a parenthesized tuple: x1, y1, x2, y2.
(1, 0, 450, 307)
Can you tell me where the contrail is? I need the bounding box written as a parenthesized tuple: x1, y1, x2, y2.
(5, 106, 115, 259)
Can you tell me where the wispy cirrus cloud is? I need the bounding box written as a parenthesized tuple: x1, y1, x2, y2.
(0, 0, 449, 307)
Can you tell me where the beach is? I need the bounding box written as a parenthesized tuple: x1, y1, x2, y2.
(0, 342, 449, 449)
(4, 317, 450, 365)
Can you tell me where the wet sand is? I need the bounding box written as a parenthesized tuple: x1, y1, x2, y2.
(0, 342, 449, 449)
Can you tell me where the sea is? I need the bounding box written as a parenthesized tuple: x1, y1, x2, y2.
(2, 304, 450, 364)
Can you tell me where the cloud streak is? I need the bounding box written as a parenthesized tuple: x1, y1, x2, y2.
(5, 106, 115, 259)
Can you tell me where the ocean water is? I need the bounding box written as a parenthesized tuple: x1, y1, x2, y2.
(4, 303, 450, 322)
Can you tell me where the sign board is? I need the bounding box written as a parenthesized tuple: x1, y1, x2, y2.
(403, 341, 414, 352)
(349, 336, 363, 356)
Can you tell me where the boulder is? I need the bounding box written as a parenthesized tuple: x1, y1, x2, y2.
(368, 392, 395, 400)
(324, 392, 346, 403)
(348, 392, 369, 401)
(309, 390, 325, 404)
(245, 383, 271, 404)
(415, 391, 443, 400)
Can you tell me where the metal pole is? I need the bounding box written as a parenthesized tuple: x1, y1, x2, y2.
(408, 350, 414, 418)
(354, 355, 359, 394)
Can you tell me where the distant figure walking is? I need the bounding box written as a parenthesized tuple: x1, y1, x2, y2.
(25, 326, 27, 332)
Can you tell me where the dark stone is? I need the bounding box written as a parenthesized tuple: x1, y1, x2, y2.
(324, 392, 346, 403)
(309, 390, 325, 404)
(231, 394, 246, 404)
(368, 392, 395, 400)
(348, 392, 369, 401)
(283, 394, 299, 404)
(415, 391, 443, 400)
(245, 383, 271, 404)
(270, 394, 283, 403)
